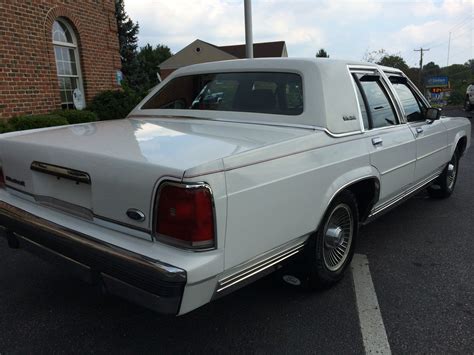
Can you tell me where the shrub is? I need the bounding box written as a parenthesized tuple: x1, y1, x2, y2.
(53, 109, 98, 124)
(9, 114, 68, 131)
(88, 89, 142, 120)
(0, 120, 12, 134)
(447, 89, 464, 105)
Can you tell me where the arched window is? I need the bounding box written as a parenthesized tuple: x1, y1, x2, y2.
(52, 19, 84, 109)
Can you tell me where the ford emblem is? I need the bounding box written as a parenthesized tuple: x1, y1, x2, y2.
(126, 208, 146, 222)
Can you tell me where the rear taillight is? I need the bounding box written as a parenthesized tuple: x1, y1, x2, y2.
(155, 182, 215, 249)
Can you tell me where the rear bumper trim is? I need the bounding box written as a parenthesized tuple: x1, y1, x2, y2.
(0, 201, 187, 315)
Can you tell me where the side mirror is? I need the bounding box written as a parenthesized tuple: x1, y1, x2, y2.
(426, 107, 441, 122)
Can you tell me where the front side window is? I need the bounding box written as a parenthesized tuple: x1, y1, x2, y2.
(390, 80, 426, 122)
(52, 19, 83, 109)
(142, 72, 303, 116)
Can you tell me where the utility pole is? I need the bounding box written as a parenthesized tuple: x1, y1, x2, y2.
(447, 32, 451, 67)
(414, 47, 430, 87)
(244, 0, 253, 58)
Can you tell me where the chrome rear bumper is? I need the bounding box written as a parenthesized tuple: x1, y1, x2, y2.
(0, 201, 186, 315)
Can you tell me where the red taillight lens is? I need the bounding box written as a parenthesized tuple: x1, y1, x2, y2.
(155, 183, 215, 249)
(0, 166, 5, 188)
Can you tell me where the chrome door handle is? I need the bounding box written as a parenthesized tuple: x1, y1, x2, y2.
(372, 137, 383, 146)
(416, 127, 424, 135)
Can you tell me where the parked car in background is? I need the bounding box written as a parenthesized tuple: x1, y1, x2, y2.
(0, 58, 471, 315)
(465, 83, 474, 111)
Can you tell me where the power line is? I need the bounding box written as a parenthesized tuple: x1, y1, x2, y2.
(414, 47, 430, 86)
(420, 15, 473, 49)
(447, 15, 473, 33)
(447, 32, 451, 67)
(427, 23, 473, 50)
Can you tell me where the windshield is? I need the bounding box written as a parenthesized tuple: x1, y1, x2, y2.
(141, 72, 303, 116)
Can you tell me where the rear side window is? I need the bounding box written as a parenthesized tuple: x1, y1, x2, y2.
(353, 81, 370, 129)
(352, 73, 398, 129)
(141, 72, 303, 116)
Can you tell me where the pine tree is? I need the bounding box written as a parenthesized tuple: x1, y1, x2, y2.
(115, 0, 139, 78)
(134, 44, 172, 93)
(316, 48, 329, 58)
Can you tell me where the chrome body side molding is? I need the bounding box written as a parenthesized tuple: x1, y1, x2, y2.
(213, 236, 307, 299)
(367, 169, 442, 221)
(380, 159, 417, 176)
(416, 146, 447, 161)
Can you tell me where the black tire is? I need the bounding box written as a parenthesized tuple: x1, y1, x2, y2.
(428, 153, 459, 198)
(464, 97, 472, 112)
(302, 190, 359, 289)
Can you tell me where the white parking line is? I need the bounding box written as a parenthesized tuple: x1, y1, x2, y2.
(351, 253, 391, 355)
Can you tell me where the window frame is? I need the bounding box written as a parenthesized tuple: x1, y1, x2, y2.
(349, 67, 402, 131)
(52, 18, 84, 109)
(386, 73, 430, 123)
(140, 71, 305, 117)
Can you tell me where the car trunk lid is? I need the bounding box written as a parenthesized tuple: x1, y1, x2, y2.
(0, 117, 312, 237)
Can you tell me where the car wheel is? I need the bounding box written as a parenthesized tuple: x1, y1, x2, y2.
(428, 153, 459, 198)
(464, 97, 472, 111)
(303, 190, 358, 289)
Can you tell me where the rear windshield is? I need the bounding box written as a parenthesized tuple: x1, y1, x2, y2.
(141, 72, 303, 116)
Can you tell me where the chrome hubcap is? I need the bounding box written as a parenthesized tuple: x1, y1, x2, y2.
(447, 161, 456, 189)
(323, 204, 353, 272)
(325, 226, 344, 248)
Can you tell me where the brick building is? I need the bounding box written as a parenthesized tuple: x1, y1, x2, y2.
(0, 1, 121, 120)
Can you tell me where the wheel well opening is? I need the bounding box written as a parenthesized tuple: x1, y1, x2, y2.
(346, 178, 379, 222)
(456, 136, 467, 157)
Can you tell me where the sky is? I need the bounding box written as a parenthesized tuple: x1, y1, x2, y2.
(124, 0, 473, 67)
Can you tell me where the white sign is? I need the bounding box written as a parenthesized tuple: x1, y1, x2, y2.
(116, 70, 124, 85)
(73, 88, 85, 110)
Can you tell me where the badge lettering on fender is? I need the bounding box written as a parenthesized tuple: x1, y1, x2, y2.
(343, 115, 357, 121)
(5, 176, 26, 186)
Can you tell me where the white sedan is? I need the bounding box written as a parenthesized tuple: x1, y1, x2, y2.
(0, 58, 470, 315)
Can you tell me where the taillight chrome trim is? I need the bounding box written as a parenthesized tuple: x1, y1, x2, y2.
(153, 181, 217, 251)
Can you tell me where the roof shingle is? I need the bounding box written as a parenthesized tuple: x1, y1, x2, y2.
(218, 41, 286, 58)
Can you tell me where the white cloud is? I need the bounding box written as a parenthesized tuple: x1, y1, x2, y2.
(125, 0, 474, 65)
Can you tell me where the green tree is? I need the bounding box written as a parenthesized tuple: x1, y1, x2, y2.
(316, 48, 329, 58)
(464, 59, 474, 74)
(377, 55, 409, 73)
(423, 61, 441, 76)
(406, 67, 421, 90)
(115, 0, 139, 79)
(132, 44, 172, 93)
(441, 63, 474, 104)
(363, 48, 387, 63)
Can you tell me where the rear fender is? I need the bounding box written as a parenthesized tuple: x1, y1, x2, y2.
(316, 166, 380, 230)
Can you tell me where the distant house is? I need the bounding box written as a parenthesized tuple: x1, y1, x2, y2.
(159, 39, 288, 79)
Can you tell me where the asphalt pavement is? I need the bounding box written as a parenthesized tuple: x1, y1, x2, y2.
(0, 107, 472, 354)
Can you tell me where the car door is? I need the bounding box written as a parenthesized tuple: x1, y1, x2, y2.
(388, 74, 449, 182)
(351, 70, 416, 209)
